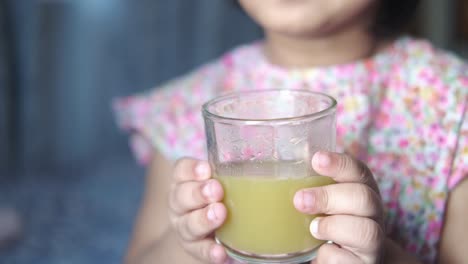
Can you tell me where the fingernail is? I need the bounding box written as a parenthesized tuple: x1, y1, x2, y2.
(195, 162, 210, 178)
(316, 152, 331, 167)
(294, 191, 315, 211)
(293, 191, 303, 209)
(202, 180, 213, 199)
(310, 217, 322, 238)
(303, 191, 314, 209)
(210, 245, 224, 262)
(207, 205, 218, 222)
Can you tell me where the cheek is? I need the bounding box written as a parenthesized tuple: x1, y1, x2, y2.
(300, 0, 377, 34)
(333, 0, 376, 17)
(237, 0, 263, 19)
(326, 0, 376, 20)
(237, 0, 296, 33)
(238, 0, 376, 36)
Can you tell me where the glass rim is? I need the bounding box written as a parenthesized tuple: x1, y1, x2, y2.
(202, 89, 337, 123)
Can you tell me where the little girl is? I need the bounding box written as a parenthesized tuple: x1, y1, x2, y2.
(114, 0, 467, 263)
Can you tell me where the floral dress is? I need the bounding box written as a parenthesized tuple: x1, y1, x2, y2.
(114, 37, 467, 263)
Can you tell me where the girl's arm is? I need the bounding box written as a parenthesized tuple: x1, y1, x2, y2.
(438, 178, 468, 263)
(383, 178, 468, 264)
(124, 152, 201, 264)
(383, 239, 422, 264)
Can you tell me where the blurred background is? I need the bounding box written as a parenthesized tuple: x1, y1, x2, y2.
(0, 0, 466, 263)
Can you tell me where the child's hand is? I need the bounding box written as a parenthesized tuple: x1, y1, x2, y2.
(294, 151, 385, 264)
(168, 158, 229, 264)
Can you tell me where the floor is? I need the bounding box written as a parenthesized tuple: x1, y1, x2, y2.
(0, 155, 145, 264)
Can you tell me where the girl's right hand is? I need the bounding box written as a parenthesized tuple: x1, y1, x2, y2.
(168, 158, 229, 264)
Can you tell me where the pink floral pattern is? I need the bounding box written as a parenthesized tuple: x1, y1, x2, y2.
(114, 37, 467, 263)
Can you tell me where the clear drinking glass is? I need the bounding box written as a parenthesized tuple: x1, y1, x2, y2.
(202, 89, 337, 264)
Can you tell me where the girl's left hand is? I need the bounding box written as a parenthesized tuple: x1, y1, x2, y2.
(294, 151, 385, 264)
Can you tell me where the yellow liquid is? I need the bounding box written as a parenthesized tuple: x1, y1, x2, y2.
(215, 162, 334, 255)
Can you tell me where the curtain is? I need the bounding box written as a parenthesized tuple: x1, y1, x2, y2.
(1, 0, 260, 172)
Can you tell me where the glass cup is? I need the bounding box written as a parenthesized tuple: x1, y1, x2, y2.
(202, 89, 337, 264)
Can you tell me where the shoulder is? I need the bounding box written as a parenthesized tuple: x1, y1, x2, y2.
(115, 41, 261, 117)
(389, 37, 467, 96)
(113, 42, 261, 161)
(138, 41, 262, 103)
(385, 37, 467, 123)
(373, 37, 467, 176)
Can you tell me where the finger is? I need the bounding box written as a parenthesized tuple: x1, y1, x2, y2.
(182, 238, 228, 264)
(294, 183, 382, 219)
(170, 179, 224, 215)
(312, 151, 379, 193)
(314, 242, 361, 264)
(177, 203, 227, 241)
(310, 215, 384, 255)
(173, 158, 211, 183)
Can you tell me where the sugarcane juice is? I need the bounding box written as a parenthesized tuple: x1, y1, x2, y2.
(215, 161, 334, 255)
